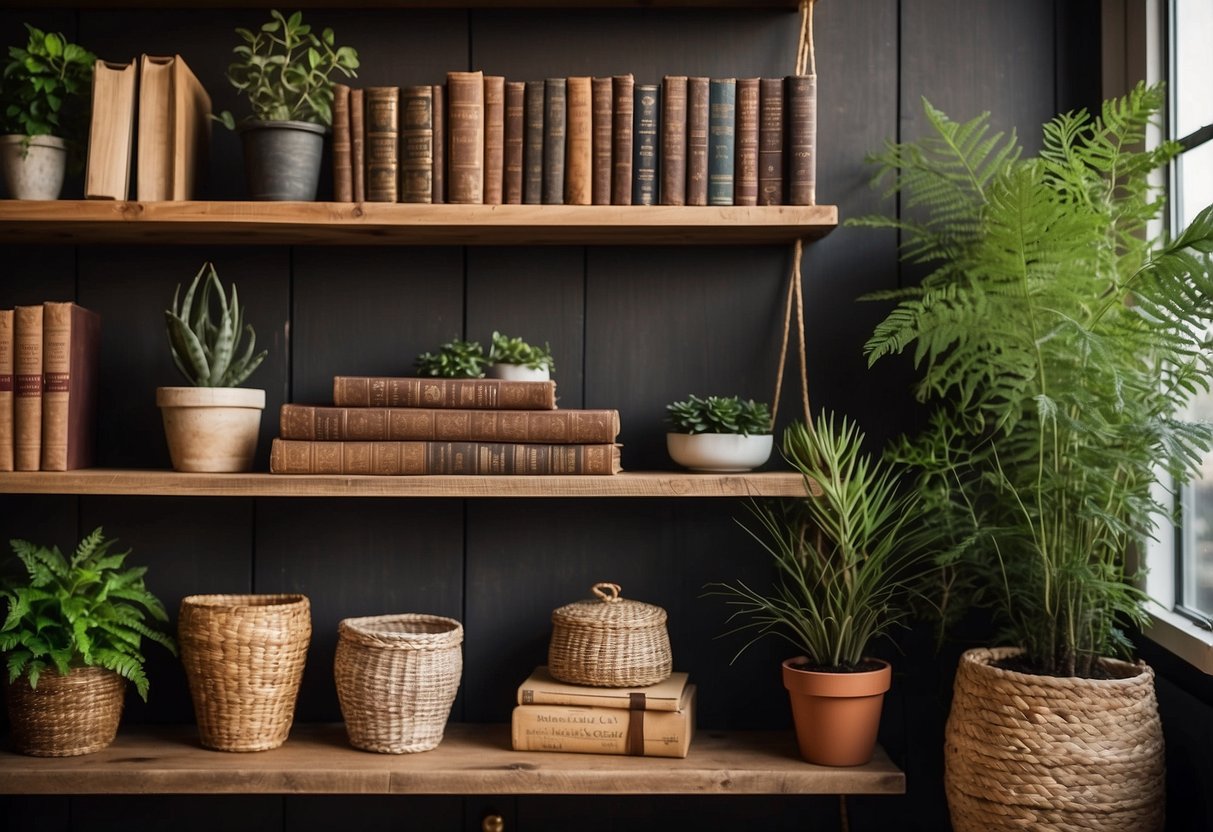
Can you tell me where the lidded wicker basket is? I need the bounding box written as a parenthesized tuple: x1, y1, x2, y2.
(548, 582, 672, 687)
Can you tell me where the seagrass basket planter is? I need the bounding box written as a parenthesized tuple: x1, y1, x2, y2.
(945, 646, 1164, 832)
(178, 593, 311, 753)
(5, 666, 125, 757)
(548, 582, 672, 687)
(334, 613, 464, 754)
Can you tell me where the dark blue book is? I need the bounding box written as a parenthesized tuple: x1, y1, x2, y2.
(708, 78, 736, 206)
(632, 84, 659, 206)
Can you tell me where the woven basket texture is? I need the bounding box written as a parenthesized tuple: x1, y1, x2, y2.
(548, 582, 672, 687)
(179, 593, 311, 752)
(5, 666, 125, 757)
(334, 613, 464, 754)
(945, 646, 1164, 832)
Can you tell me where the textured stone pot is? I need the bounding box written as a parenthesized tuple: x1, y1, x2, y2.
(5, 666, 126, 757)
(666, 432, 773, 472)
(782, 657, 891, 766)
(238, 119, 327, 201)
(0, 134, 67, 200)
(157, 386, 265, 472)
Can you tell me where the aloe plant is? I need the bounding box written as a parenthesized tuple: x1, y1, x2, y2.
(165, 262, 267, 387)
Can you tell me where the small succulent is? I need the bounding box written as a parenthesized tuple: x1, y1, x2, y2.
(415, 338, 490, 378)
(666, 395, 772, 436)
(165, 262, 267, 387)
(488, 331, 554, 373)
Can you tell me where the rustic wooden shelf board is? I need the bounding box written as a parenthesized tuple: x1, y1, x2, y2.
(0, 724, 905, 795)
(3, 1, 800, 8)
(0, 469, 814, 498)
(0, 202, 837, 246)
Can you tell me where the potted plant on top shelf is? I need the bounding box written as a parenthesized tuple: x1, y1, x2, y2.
(0, 24, 95, 200)
(665, 394, 772, 472)
(215, 9, 359, 201)
(853, 82, 1213, 829)
(158, 261, 268, 473)
(487, 331, 555, 381)
(414, 337, 490, 378)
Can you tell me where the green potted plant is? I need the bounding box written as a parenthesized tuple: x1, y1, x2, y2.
(853, 82, 1213, 828)
(707, 413, 927, 765)
(665, 394, 772, 472)
(415, 337, 490, 379)
(487, 331, 555, 381)
(0, 527, 176, 757)
(215, 9, 359, 200)
(157, 261, 269, 472)
(0, 24, 95, 199)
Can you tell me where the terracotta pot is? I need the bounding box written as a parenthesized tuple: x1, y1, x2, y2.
(781, 656, 891, 766)
(5, 666, 126, 757)
(157, 386, 265, 473)
(0, 134, 67, 200)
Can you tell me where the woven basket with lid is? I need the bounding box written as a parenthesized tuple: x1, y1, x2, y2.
(548, 582, 672, 687)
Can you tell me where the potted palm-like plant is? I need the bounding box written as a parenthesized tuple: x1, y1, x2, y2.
(707, 412, 927, 765)
(666, 394, 772, 472)
(158, 261, 268, 472)
(854, 82, 1213, 829)
(486, 331, 555, 381)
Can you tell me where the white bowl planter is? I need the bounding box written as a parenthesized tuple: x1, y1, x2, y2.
(667, 432, 773, 473)
(486, 363, 550, 382)
(0, 134, 67, 200)
(157, 387, 266, 473)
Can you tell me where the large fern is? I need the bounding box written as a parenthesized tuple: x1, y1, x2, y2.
(854, 81, 1213, 676)
(0, 528, 177, 700)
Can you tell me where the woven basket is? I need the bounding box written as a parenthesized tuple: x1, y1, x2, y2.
(179, 593, 311, 753)
(945, 646, 1165, 832)
(548, 582, 672, 687)
(5, 666, 126, 757)
(334, 613, 464, 754)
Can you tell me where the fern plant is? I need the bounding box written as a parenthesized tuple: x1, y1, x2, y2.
(165, 261, 268, 387)
(852, 81, 1213, 677)
(0, 528, 177, 700)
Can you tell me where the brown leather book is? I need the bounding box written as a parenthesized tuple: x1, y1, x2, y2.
(432, 83, 445, 204)
(331, 83, 353, 202)
(591, 77, 613, 205)
(787, 74, 817, 205)
(504, 81, 525, 204)
(447, 71, 485, 204)
(0, 309, 13, 471)
(564, 76, 592, 205)
(270, 439, 621, 475)
(351, 88, 366, 202)
(734, 78, 760, 206)
(524, 80, 545, 204)
(484, 75, 506, 205)
(758, 77, 784, 205)
(13, 304, 43, 471)
(611, 74, 634, 205)
(660, 75, 688, 205)
(543, 78, 566, 204)
(333, 376, 558, 410)
(280, 404, 620, 444)
(40, 302, 100, 471)
(366, 86, 400, 202)
(84, 59, 137, 200)
(401, 85, 434, 204)
(686, 77, 709, 206)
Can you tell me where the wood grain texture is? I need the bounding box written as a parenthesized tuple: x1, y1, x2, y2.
(22, 0, 800, 5)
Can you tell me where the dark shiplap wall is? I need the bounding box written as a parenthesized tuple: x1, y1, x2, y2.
(0, 2, 1100, 830)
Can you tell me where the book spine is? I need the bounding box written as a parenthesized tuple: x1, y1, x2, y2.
(270, 439, 620, 476)
(13, 305, 43, 471)
(564, 76, 592, 206)
(758, 77, 784, 206)
(0, 309, 13, 471)
(447, 71, 485, 204)
(168, 56, 211, 200)
(365, 86, 400, 202)
(280, 405, 620, 444)
(333, 377, 559, 410)
(734, 78, 759, 206)
(542, 78, 566, 205)
(517, 688, 681, 712)
(350, 88, 366, 202)
(591, 77, 613, 205)
(504, 81, 525, 204)
(631, 84, 659, 206)
(331, 83, 353, 202)
(685, 77, 709, 206)
(787, 74, 817, 205)
(400, 85, 434, 204)
(84, 59, 137, 201)
(708, 78, 736, 206)
(431, 83, 445, 203)
(610, 74, 634, 205)
(510, 691, 693, 757)
(659, 75, 687, 206)
(40, 302, 72, 471)
(135, 55, 174, 202)
(523, 80, 545, 205)
(483, 75, 506, 205)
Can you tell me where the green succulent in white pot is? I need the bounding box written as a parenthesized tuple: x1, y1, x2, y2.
(486, 331, 555, 381)
(665, 394, 773, 473)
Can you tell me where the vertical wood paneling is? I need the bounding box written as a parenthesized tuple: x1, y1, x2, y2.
(288, 796, 464, 831)
(69, 795, 282, 832)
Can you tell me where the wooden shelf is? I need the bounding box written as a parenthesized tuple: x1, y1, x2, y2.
(0, 723, 905, 795)
(0, 469, 814, 498)
(2, 1, 801, 8)
(0, 202, 837, 246)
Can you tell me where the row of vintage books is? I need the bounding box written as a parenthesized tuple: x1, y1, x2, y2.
(269, 376, 623, 475)
(333, 72, 816, 207)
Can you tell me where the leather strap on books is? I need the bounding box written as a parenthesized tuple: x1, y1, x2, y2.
(627, 693, 647, 756)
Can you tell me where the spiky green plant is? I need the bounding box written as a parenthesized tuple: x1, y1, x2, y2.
(666, 394, 771, 436)
(0, 528, 177, 700)
(165, 262, 267, 387)
(488, 331, 555, 373)
(852, 81, 1213, 676)
(706, 413, 928, 669)
(415, 337, 489, 378)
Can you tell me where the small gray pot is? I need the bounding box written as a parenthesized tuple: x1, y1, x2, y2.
(238, 119, 327, 201)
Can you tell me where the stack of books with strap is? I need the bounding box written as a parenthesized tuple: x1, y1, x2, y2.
(269, 376, 622, 475)
(511, 666, 694, 758)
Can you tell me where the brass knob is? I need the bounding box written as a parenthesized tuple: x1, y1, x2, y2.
(482, 814, 504, 832)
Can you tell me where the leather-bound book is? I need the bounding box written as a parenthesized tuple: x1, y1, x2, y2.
(659, 75, 687, 205)
(333, 376, 558, 410)
(631, 84, 659, 206)
(543, 77, 567, 204)
(432, 83, 445, 203)
(564, 76, 592, 205)
(708, 78, 736, 206)
(331, 83, 353, 201)
(351, 88, 366, 202)
(524, 80, 545, 204)
(270, 439, 621, 476)
(787, 74, 817, 205)
(686, 76, 709, 206)
(0, 309, 12, 471)
(84, 59, 137, 200)
(734, 78, 760, 206)
(504, 81, 526, 204)
(591, 77, 613, 205)
(447, 71, 485, 204)
(365, 86, 400, 202)
(40, 302, 100, 471)
(484, 75, 506, 205)
(611, 74, 634, 205)
(400, 85, 433, 204)
(13, 304, 43, 471)
(758, 77, 784, 205)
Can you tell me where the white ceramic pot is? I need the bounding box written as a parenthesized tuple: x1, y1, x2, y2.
(486, 363, 550, 382)
(0, 134, 67, 200)
(666, 432, 773, 473)
(157, 387, 266, 473)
